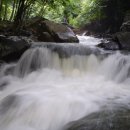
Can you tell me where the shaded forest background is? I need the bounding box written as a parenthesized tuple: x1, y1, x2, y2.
(0, 0, 130, 33)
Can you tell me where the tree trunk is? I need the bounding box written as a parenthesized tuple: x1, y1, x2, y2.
(10, 0, 17, 21)
(3, 0, 8, 20)
(14, 0, 35, 29)
(14, 0, 26, 28)
(0, 0, 3, 20)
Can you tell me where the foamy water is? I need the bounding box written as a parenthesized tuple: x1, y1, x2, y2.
(0, 36, 130, 130)
(77, 35, 102, 45)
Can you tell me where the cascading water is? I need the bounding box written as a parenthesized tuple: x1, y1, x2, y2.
(0, 36, 130, 130)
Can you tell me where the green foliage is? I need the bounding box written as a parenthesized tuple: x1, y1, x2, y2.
(39, 0, 105, 27)
(0, 0, 105, 27)
(75, 0, 105, 27)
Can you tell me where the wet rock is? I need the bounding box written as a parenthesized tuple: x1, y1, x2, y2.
(97, 40, 120, 50)
(65, 108, 130, 130)
(38, 32, 55, 42)
(97, 32, 130, 51)
(120, 21, 130, 32)
(42, 20, 79, 43)
(31, 42, 104, 58)
(98, 11, 130, 51)
(113, 32, 130, 50)
(26, 17, 79, 43)
(0, 35, 31, 62)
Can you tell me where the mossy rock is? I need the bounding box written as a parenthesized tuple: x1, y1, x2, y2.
(66, 108, 130, 130)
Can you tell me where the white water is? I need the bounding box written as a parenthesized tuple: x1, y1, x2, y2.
(78, 35, 102, 45)
(0, 36, 130, 130)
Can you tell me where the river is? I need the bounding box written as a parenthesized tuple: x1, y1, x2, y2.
(0, 36, 130, 130)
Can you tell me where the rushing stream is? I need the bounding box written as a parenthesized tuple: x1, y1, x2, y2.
(0, 36, 130, 130)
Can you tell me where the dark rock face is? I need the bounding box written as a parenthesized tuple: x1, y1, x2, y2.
(38, 32, 55, 42)
(0, 35, 31, 62)
(97, 40, 120, 50)
(83, 20, 109, 34)
(65, 108, 130, 130)
(113, 32, 130, 50)
(120, 21, 130, 32)
(97, 32, 130, 50)
(83, 0, 130, 34)
(27, 18, 79, 43)
(124, 11, 130, 22)
(97, 11, 130, 51)
(120, 11, 130, 32)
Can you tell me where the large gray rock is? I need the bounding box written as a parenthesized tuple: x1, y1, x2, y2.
(26, 18, 79, 43)
(0, 35, 31, 62)
(65, 108, 130, 130)
(42, 20, 79, 43)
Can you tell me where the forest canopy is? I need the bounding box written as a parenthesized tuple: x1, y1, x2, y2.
(0, 0, 104, 27)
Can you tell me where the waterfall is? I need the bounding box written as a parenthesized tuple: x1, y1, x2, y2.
(0, 36, 130, 130)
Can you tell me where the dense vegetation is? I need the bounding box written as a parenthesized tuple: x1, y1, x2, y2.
(0, 0, 105, 27)
(0, 0, 130, 32)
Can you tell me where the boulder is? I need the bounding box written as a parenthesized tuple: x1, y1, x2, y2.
(97, 10, 130, 51)
(26, 17, 79, 43)
(38, 32, 55, 42)
(113, 32, 130, 50)
(42, 20, 79, 43)
(0, 35, 31, 62)
(97, 40, 120, 50)
(97, 32, 130, 50)
(120, 21, 130, 32)
(65, 108, 130, 130)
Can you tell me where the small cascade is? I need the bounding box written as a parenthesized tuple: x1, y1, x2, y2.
(0, 36, 130, 130)
(77, 35, 102, 45)
(13, 47, 103, 77)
